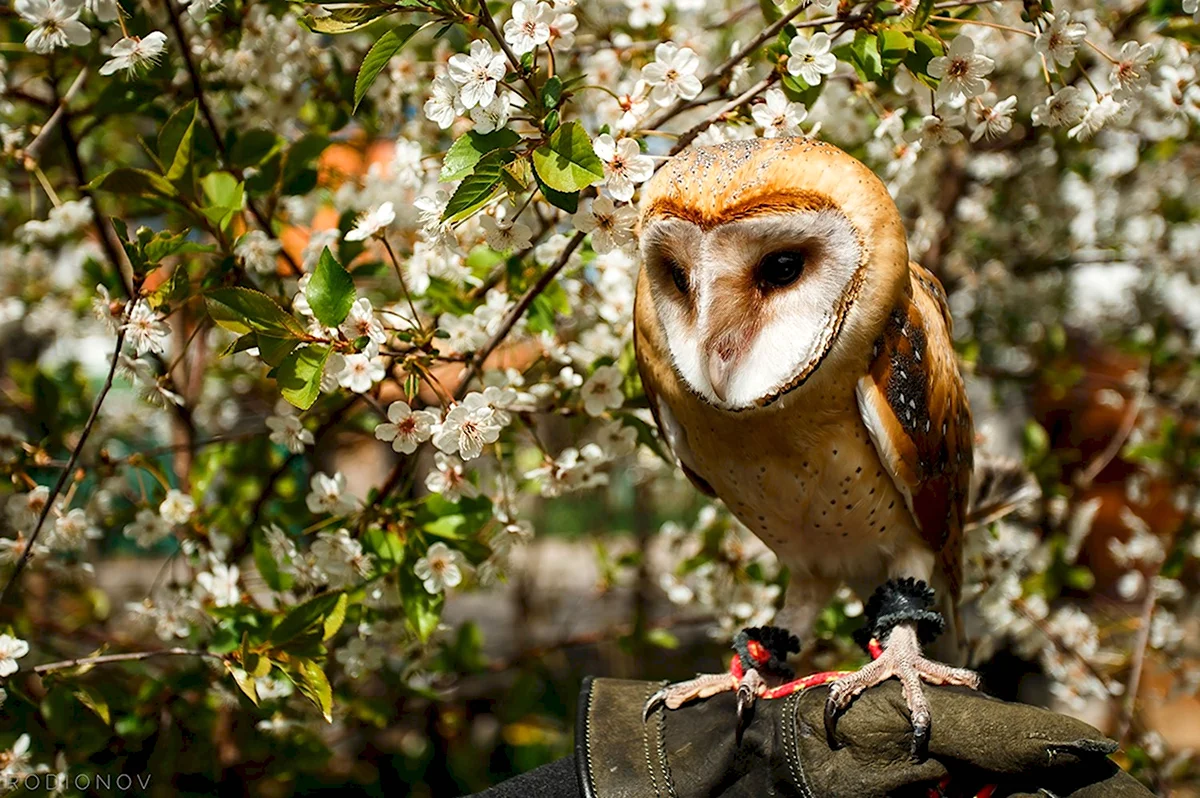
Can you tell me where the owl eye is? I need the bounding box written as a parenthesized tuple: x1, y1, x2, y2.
(668, 260, 689, 294)
(758, 250, 805, 289)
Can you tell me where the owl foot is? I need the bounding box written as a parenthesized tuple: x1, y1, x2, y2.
(643, 626, 802, 741)
(823, 578, 980, 761)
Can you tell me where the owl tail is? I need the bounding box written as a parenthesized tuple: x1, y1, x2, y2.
(965, 456, 1041, 531)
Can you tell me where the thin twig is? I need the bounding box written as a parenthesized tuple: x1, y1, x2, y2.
(34, 647, 222, 675)
(475, 0, 539, 99)
(641, 0, 813, 132)
(670, 75, 778, 154)
(1117, 581, 1157, 744)
(454, 230, 586, 400)
(21, 68, 88, 167)
(0, 329, 126, 608)
(163, 0, 301, 276)
(1076, 387, 1145, 490)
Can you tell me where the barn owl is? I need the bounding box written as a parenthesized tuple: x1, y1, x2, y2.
(634, 137, 1033, 756)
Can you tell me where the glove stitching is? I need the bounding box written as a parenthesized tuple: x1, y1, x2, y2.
(656, 699, 678, 798)
(643, 682, 665, 798)
(583, 680, 600, 798)
(784, 692, 815, 798)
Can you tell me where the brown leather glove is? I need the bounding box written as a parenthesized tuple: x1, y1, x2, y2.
(576, 677, 1153, 798)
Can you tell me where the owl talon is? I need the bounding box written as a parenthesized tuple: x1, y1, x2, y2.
(822, 621, 979, 761)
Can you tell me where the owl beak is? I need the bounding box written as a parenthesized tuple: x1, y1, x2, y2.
(707, 351, 733, 402)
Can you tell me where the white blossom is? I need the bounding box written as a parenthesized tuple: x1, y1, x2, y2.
(374, 401, 438, 454)
(413, 542, 467, 594)
(310, 529, 373, 588)
(642, 43, 703, 106)
(969, 95, 1017, 141)
(425, 453, 479, 501)
(345, 201, 395, 241)
(905, 112, 965, 146)
(235, 230, 281, 275)
(424, 74, 462, 129)
(1034, 12, 1086, 67)
(928, 35, 994, 104)
(159, 489, 196, 525)
(1032, 86, 1087, 127)
(480, 214, 533, 253)
(625, 0, 666, 28)
(124, 508, 170, 547)
(447, 40, 506, 110)
(99, 32, 168, 75)
(122, 299, 170, 357)
(305, 472, 357, 516)
(572, 196, 637, 253)
(504, 1, 552, 55)
(339, 298, 386, 355)
(787, 33, 836, 87)
(196, 563, 240, 607)
(432, 400, 502, 460)
(266, 413, 314, 453)
(16, 0, 91, 53)
(0, 634, 29, 677)
(336, 353, 385, 393)
(580, 365, 625, 416)
(751, 88, 807, 138)
(592, 134, 654, 203)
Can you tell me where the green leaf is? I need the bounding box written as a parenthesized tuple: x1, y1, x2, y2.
(256, 335, 301, 367)
(205, 287, 307, 337)
(281, 134, 330, 196)
(912, 0, 935, 29)
(276, 345, 332, 410)
(200, 172, 245, 231)
(354, 24, 423, 111)
(73, 686, 111, 725)
(442, 151, 510, 221)
(848, 29, 883, 81)
(542, 75, 563, 109)
(86, 168, 179, 200)
(877, 28, 914, 75)
(323, 594, 349, 641)
(292, 659, 333, 723)
(531, 121, 605, 192)
(440, 128, 521, 182)
(227, 663, 260, 706)
(402, 578, 443, 643)
(301, 2, 398, 34)
(157, 100, 198, 171)
(230, 129, 281, 170)
(270, 591, 344, 646)
(143, 229, 215, 263)
(906, 32, 944, 87)
(307, 248, 356, 327)
(165, 103, 198, 194)
(533, 168, 578, 213)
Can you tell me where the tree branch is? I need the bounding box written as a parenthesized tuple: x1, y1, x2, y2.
(453, 230, 586, 400)
(34, 647, 222, 675)
(163, 0, 301, 276)
(0, 328, 127, 610)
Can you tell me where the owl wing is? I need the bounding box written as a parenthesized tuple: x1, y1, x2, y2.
(855, 263, 973, 600)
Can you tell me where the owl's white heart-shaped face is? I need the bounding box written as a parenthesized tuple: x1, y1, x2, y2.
(637, 137, 910, 411)
(641, 206, 865, 410)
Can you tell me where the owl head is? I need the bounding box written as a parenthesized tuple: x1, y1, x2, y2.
(638, 137, 910, 411)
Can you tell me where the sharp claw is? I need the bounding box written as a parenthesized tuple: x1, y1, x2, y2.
(910, 719, 930, 762)
(735, 683, 755, 745)
(643, 689, 666, 723)
(824, 691, 843, 750)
